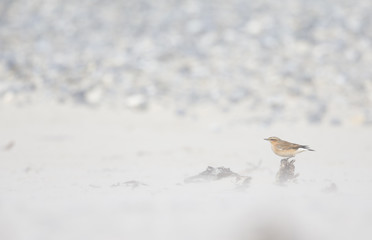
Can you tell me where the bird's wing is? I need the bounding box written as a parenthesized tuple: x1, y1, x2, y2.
(277, 141, 303, 150)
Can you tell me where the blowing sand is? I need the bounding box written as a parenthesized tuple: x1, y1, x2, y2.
(1, 104, 372, 240)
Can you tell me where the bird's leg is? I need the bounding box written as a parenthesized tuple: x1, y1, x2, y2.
(288, 156, 296, 163)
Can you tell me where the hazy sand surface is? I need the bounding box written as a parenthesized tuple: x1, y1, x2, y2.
(1, 105, 372, 240)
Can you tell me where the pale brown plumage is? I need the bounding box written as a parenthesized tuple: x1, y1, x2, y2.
(264, 136, 314, 158)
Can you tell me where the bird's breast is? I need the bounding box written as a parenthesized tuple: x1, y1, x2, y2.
(271, 145, 295, 157)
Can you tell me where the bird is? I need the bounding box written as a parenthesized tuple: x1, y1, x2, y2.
(264, 137, 314, 159)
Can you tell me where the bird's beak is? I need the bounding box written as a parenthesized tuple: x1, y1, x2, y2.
(264, 138, 269, 141)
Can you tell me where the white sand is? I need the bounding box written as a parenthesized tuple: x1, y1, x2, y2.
(1, 105, 372, 240)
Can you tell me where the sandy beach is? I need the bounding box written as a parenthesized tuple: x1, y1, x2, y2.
(1, 104, 372, 240)
(2, 0, 372, 239)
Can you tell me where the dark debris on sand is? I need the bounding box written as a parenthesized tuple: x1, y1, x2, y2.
(276, 159, 299, 184)
(111, 180, 148, 189)
(185, 166, 251, 189)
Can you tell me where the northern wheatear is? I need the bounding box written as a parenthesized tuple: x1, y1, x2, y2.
(264, 137, 314, 159)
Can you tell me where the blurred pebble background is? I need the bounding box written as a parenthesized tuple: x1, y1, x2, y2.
(1, 0, 372, 125)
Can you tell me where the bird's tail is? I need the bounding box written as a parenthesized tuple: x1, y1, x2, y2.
(303, 145, 314, 151)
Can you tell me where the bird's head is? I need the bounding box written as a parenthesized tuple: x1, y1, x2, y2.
(264, 136, 281, 142)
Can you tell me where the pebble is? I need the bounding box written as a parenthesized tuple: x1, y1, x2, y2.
(84, 87, 103, 105)
(0, 0, 371, 125)
(126, 94, 148, 110)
